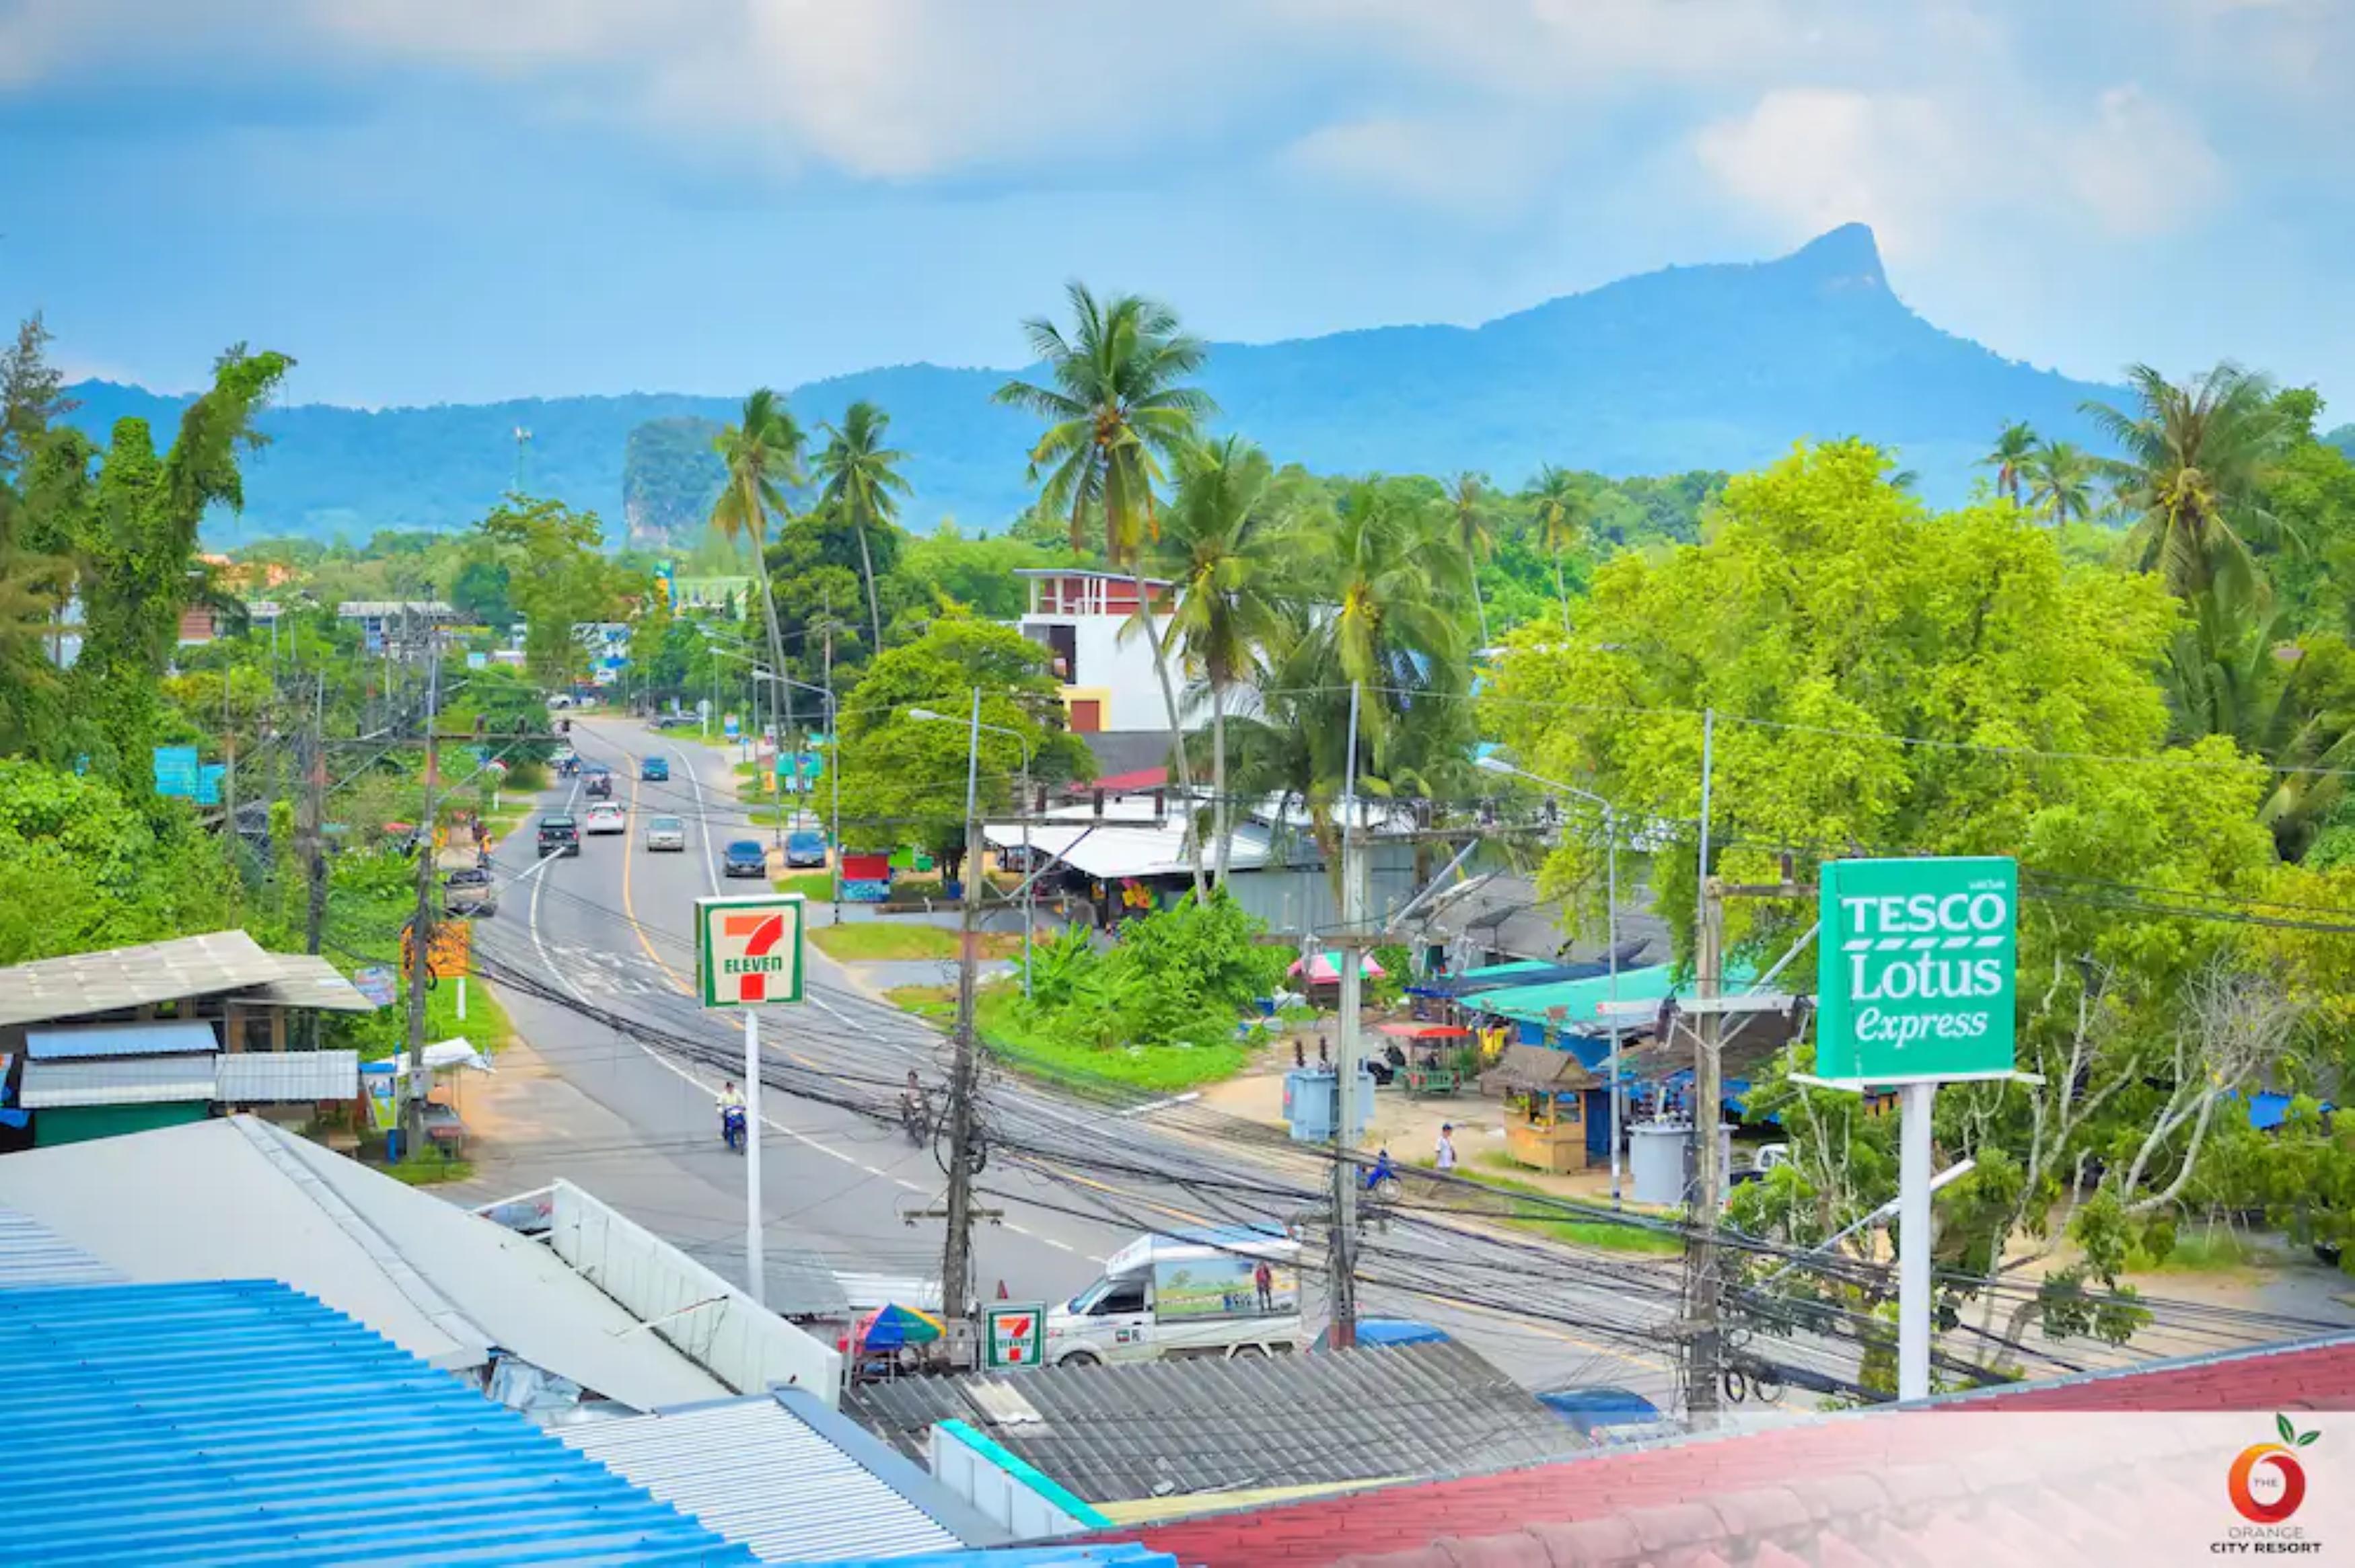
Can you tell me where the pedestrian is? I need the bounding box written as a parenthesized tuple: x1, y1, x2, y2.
(1254, 1257, 1274, 1312)
(1435, 1122, 1458, 1173)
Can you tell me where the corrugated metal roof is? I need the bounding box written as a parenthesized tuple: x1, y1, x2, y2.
(982, 822, 1272, 881)
(19, 1055, 218, 1109)
(24, 1020, 219, 1060)
(844, 1343, 1589, 1507)
(0, 1208, 122, 1288)
(0, 1278, 756, 1566)
(0, 930, 286, 1028)
(801, 1548, 1175, 1568)
(562, 1392, 978, 1562)
(240, 953, 379, 1013)
(215, 1049, 361, 1103)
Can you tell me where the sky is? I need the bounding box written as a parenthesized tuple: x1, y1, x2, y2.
(2, 0, 2350, 414)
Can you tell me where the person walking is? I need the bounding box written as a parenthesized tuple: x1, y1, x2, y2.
(1435, 1122, 1459, 1173)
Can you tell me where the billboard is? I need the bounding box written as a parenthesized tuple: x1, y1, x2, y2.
(696, 894, 806, 1008)
(1816, 856, 2018, 1084)
(1152, 1253, 1298, 1322)
(984, 1302, 1048, 1369)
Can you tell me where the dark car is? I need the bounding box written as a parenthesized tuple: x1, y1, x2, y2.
(640, 756, 670, 782)
(723, 839, 768, 879)
(584, 770, 613, 799)
(784, 829, 828, 868)
(537, 814, 581, 857)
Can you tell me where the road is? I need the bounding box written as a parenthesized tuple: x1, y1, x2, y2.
(456, 713, 1731, 1409)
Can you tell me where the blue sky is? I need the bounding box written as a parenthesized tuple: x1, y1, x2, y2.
(3, 0, 2350, 414)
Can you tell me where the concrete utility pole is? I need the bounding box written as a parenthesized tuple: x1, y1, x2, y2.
(400, 642, 443, 1164)
(941, 686, 986, 1322)
(1686, 874, 1726, 1425)
(823, 603, 841, 922)
(302, 675, 329, 959)
(1328, 681, 1367, 1350)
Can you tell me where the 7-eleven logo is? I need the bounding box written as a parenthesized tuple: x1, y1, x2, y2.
(721, 911, 790, 1002)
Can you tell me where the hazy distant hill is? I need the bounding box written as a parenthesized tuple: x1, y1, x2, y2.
(61, 225, 2118, 545)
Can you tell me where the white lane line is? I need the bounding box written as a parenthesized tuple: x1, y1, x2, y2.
(670, 740, 721, 897)
(893, 1178, 927, 1192)
(1119, 1091, 1202, 1119)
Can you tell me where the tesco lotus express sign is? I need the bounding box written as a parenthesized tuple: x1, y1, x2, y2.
(1815, 856, 2018, 1084)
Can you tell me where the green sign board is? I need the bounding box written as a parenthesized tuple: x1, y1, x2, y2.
(694, 893, 806, 1008)
(1816, 856, 2017, 1084)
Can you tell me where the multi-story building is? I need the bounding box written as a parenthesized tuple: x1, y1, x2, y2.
(1013, 568, 1175, 735)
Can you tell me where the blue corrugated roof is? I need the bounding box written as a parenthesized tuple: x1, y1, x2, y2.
(0, 1278, 757, 1567)
(24, 1019, 219, 1059)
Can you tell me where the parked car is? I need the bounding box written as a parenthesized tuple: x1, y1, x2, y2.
(723, 839, 768, 879)
(442, 865, 497, 918)
(783, 829, 828, 868)
(536, 814, 581, 857)
(643, 815, 686, 852)
(584, 802, 626, 835)
(640, 755, 670, 782)
(1046, 1228, 1303, 1368)
(651, 713, 698, 731)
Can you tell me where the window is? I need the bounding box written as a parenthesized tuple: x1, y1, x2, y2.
(1070, 698, 1103, 733)
(1087, 1275, 1147, 1316)
(1046, 624, 1077, 682)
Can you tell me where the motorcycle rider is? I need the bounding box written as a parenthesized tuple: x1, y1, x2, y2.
(717, 1080, 746, 1143)
(900, 1070, 927, 1136)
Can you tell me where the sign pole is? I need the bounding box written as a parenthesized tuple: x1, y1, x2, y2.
(1897, 1079, 1934, 1400)
(745, 1008, 764, 1308)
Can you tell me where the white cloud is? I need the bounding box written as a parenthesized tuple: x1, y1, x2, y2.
(2063, 87, 2224, 238)
(1690, 89, 1978, 261)
(1280, 113, 1554, 215)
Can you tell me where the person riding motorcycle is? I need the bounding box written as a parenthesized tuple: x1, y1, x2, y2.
(900, 1070, 928, 1142)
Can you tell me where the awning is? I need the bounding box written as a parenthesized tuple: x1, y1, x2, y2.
(1290, 950, 1386, 983)
(25, 1020, 218, 1061)
(20, 1056, 218, 1109)
(386, 1039, 493, 1076)
(215, 1050, 361, 1103)
(982, 821, 1272, 881)
(1480, 1043, 1599, 1094)
(1466, 964, 1759, 1035)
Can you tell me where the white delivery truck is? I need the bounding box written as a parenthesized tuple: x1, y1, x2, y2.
(1044, 1226, 1303, 1368)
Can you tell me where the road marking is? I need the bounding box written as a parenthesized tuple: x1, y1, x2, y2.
(1120, 1091, 1202, 1119)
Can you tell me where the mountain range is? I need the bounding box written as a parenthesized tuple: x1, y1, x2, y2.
(61, 225, 2124, 545)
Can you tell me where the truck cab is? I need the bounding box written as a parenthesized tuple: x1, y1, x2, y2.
(1044, 1227, 1301, 1368)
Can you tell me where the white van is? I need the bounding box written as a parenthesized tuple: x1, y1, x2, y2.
(1044, 1227, 1303, 1368)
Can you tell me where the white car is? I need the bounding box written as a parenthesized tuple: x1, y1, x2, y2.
(583, 802, 626, 835)
(643, 815, 686, 852)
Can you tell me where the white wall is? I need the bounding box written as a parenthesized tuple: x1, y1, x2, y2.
(929, 1421, 1107, 1540)
(546, 1179, 844, 1405)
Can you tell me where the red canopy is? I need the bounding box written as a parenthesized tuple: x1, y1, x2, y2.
(1378, 1022, 1472, 1041)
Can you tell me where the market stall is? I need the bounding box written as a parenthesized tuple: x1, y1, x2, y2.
(1481, 1044, 1599, 1174)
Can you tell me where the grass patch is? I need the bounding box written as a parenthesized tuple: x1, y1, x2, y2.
(2130, 1226, 2284, 1274)
(886, 983, 1252, 1093)
(381, 1151, 476, 1186)
(1426, 1154, 1683, 1255)
(774, 870, 834, 899)
(814, 923, 1021, 963)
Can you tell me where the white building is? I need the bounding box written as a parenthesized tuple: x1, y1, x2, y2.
(1013, 568, 1175, 735)
(338, 600, 456, 660)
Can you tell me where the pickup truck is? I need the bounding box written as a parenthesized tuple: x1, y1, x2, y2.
(537, 814, 581, 857)
(1044, 1226, 1302, 1368)
(442, 866, 497, 918)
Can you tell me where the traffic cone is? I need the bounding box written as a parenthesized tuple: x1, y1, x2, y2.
(996, 1279, 1008, 1300)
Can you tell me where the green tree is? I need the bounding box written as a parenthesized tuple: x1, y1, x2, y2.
(1982, 420, 2039, 506)
(0, 759, 246, 962)
(24, 346, 292, 800)
(2084, 363, 2294, 601)
(448, 553, 514, 630)
(1149, 438, 1295, 885)
(711, 389, 806, 741)
(2023, 439, 2096, 531)
(812, 400, 908, 654)
(836, 617, 1091, 869)
(477, 496, 620, 689)
(0, 315, 77, 753)
(994, 285, 1217, 899)
(1525, 465, 1586, 633)
(1449, 472, 1496, 648)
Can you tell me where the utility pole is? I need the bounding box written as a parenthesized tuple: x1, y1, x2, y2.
(1328, 681, 1366, 1350)
(940, 686, 985, 1322)
(400, 642, 443, 1164)
(823, 605, 841, 923)
(303, 675, 328, 959)
(1683, 706, 1723, 1426)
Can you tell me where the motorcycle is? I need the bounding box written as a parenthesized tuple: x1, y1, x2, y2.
(900, 1090, 932, 1148)
(1363, 1154, 1400, 1201)
(721, 1104, 747, 1154)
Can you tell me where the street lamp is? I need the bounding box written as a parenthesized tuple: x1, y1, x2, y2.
(1477, 754, 1628, 1205)
(907, 700, 1036, 998)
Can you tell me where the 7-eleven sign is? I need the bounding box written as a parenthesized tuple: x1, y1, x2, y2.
(696, 894, 806, 1008)
(984, 1302, 1047, 1369)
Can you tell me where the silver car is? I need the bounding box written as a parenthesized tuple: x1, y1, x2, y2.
(643, 814, 686, 852)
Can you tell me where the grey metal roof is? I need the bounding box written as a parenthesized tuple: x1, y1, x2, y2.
(843, 1341, 1590, 1505)
(215, 1049, 361, 1103)
(0, 930, 285, 1028)
(18, 1055, 219, 1108)
(560, 1390, 990, 1561)
(24, 1019, 219, 1059)
(239, 953, 380, 1012)
(0, 1208, 122, 1288)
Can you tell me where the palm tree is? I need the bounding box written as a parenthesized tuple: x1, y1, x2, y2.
(995, 285, 1217, 899)
(1148, 437, 1293, 886)
(2083, 363, 2293, 601)
(813, 400, 907, 654)
(1527, 465, 1585, 634)
(2023, 439, 2096, 532)
(710, 388, 805, 743)
(1449, 472, 1496, 649)
(1983, 422, 2039, 506)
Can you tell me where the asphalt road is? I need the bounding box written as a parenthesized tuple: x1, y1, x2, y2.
(462, 713, 1702, 1408)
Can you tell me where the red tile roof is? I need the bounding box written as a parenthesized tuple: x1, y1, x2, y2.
(1128, 1335, 2355, 1567)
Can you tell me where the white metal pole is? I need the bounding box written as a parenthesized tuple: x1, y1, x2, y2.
(745, 1008, 766, 1308)
(457, 976, 468, 1024)
(1020, 747, 1033, 1000)
(1897, 1079, 1934, 1400)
